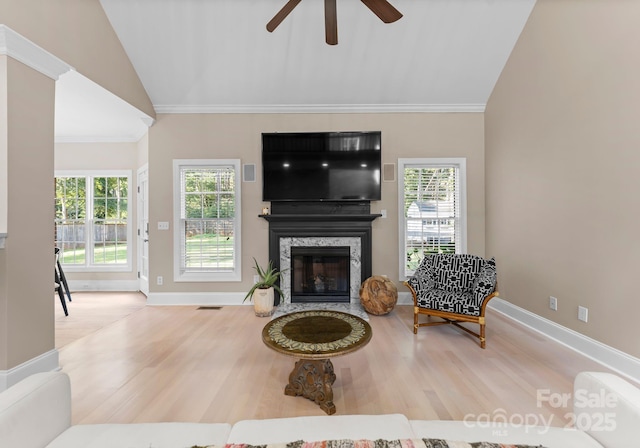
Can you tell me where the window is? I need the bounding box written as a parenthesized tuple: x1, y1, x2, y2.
(55, 172, 132, 271)
(173, 159, 241, 282)
(398, 158, 466, 279)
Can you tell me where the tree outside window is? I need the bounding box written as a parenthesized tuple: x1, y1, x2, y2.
(55, 172, 131, 270)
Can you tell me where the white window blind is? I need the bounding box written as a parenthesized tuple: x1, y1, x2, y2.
(174, 160, 241, 282)
(399, 159, 466, 278)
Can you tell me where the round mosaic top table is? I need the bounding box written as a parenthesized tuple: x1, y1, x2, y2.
(262, 310, 372, 414)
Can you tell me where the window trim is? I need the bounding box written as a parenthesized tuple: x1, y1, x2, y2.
(55, 170, 133, 273)
(172, 159, 242, 282)
(397, 158, 467, 280)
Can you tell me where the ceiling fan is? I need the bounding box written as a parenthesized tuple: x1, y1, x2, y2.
(267, 0, 403, 45)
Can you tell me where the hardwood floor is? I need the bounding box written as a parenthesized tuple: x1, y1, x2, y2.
(55, 292, 147, 349)
(56, 292, 619, 426)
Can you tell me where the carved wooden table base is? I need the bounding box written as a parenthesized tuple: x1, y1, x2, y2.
(262, 310, 372, 415)
(284, 358, 337, 415)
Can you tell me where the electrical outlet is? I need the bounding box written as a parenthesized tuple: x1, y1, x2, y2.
(578, 306, 588, 322)
(549, 296, 558, 311)
(156, 276, 163, 286)
(381, 209, 387, 219)
(157, 221, 169, 230)
(253, 274, 260, 283)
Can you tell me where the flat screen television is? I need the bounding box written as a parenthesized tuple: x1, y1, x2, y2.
(262, 131, 381, 201)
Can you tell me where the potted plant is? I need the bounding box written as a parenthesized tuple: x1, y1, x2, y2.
(243, 258, 286, 317)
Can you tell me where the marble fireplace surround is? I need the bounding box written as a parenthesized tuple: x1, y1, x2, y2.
(279, 236, 361, 304)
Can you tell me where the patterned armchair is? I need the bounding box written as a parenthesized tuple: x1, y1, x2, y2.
(404, 254, 498, 348)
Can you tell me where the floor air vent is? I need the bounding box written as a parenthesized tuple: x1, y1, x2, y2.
(197, 306, 222, 310)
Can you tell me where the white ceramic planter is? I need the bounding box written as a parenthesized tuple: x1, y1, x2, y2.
(252, 287, 275, 317)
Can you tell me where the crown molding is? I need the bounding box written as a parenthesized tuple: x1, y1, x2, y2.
(153, 103, 486, 114)
(54, 134, 145, 144)
(54, 125, 149, 143)
(140, 116, 155, 127)
(55, 116, 152, 143)
(0, 25, 71, 80)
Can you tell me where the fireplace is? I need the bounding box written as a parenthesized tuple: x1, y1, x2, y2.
(279, 236, 361, 304)
(291, 246, 350, 303)
(261, 201, 380, 305)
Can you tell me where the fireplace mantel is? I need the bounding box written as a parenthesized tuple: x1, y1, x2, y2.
(260, 213, 381, 223)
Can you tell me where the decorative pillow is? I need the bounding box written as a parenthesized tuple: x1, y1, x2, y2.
(407, 256, 435, 293)
(431, 254, 486, 293)
(471, 257, 497, 305)
(192, 439, 546, 448)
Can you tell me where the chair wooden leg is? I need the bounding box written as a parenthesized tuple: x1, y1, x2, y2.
(413, 307, 418, 334)
(480, 322, 486, 349)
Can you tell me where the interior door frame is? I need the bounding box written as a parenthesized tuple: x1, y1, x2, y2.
(137, 164, 149, 296)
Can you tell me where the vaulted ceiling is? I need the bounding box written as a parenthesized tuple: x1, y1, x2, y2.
(55, 0, 537, 141)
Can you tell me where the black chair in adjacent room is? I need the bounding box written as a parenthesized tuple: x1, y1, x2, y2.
(55, 269, 68, 316)
(55, 247, 71, 316)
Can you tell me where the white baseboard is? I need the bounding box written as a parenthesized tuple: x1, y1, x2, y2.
(0, 349, 59, 392)
(67, 280, 139, 292)
(489, 298, 640, 384)
(397, 291, 413, 305)
(149, 291, 415, 307)
(146, 291, 247, 306)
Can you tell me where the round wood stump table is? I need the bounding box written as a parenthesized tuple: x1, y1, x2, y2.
(359, 275, 398, 315)
(262, 310, 372, 414)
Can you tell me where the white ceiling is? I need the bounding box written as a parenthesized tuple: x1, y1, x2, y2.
(55, 70, 152, 142)
(55, 0, 536, 141)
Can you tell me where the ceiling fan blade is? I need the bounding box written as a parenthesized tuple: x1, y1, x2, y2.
(325, 0, 338, 45)
(267, 0, 302, 32)
(360, 0, 403, 23)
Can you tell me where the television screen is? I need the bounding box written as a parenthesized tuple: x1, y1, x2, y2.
(262, 131, 381, 202)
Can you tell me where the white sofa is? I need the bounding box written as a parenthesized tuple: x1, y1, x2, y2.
(1, 371, 638, 448)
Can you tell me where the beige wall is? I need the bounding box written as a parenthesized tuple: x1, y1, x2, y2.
(54, 142, 141, 284)
(0, 57, 56, 371)
(137, 132, 149, 168)
(0, 0, 154, 118)
(148, 112, 486, 295)
(0, 55, 7, 370)
(0, 57, 6, 236)
(485, 0, 640, 357)
(55, 141, 139, 170)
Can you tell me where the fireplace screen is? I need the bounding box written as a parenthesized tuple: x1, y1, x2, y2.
(291, 246, 350, 303)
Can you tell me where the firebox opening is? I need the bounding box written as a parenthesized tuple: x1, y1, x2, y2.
(291, 246, 350, 303)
